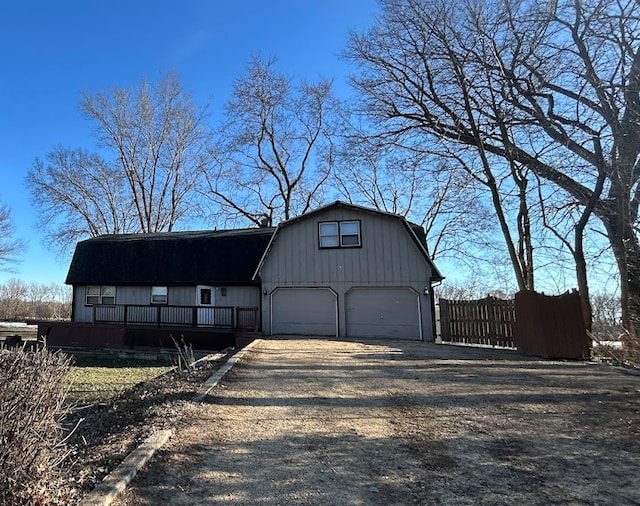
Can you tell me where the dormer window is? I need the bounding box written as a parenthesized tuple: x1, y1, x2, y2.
(319, 220, 361, 248)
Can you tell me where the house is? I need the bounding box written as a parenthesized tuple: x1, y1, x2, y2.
(255, 201, 443, 340)
(41, 201, 442, 350)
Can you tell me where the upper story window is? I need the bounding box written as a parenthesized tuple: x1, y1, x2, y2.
(340, 221, 361, 246)
(319, 222, 339, 248)
(319, 220, 361, 248)
(86, 285, 116, 305)
(151, 286, 168, 305)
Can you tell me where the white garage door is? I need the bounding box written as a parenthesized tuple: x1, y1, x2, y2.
(271, 288, 338, 336)
(346, 287, 421, 340)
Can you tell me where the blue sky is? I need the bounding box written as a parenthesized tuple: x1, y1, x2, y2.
(0, 0, 379, 286)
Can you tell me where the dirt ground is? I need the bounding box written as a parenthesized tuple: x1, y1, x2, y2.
(112, 338, 640, 506)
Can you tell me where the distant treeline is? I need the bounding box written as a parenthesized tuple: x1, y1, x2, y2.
(0, 279, 71, 321)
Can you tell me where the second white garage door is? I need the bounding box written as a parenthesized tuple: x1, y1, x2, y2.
(271, 287, 338, 336)
(346, 287, 422, 340)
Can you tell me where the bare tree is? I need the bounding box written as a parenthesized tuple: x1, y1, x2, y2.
(450, 148, 537, 291)
(0, 202, 23, 268)
(204, 57, 338, 226)
(534, 168, 607, 329)
(592, 289, 624, 342)
(347, 0, 640, 337)
(0, 280, 71, 320)
(25, 282, 61, 320)
(347, 1, 541, 291)
(0, 279, 28, 320)
(334, 138, 492, 262)
(27, 72, 210, 250)
(435, 277, 488, 301)
(28, 148, 134, 247)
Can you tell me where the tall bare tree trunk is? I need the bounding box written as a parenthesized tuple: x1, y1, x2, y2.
(604, 215, 640, 353)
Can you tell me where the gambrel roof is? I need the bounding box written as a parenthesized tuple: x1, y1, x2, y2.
(65, 227, 275, 286)
(253, 200, 444, 282)
(66, 201, 443, 287)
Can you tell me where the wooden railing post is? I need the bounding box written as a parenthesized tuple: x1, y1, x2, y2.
(89, 304, 264, 335)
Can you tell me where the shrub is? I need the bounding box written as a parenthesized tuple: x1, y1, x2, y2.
(0, 348, 73, 505)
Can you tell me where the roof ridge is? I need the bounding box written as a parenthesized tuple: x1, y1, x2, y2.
(84, 227, 276, 242)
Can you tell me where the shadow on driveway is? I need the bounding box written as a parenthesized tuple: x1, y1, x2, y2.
(115, 338, 640, 506)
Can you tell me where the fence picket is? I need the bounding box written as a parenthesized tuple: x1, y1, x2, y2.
(438, 296, 516, 348)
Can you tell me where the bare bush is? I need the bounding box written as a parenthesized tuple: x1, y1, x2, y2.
(171, 334, 196, 372)
(0, 348, 73, 505)
(588, 291, 640, 365)
(591, 292, 623, 342)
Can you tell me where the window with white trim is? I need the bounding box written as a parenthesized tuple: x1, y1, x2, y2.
(86, 285, 116, 305)
(319, 222, 339, 248)
(319, 220, 361, 248)
(151, 286, 168, 304)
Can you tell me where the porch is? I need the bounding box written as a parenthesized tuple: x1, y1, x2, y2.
(91, 304, 260, 331)
(39, 305, 260, 351)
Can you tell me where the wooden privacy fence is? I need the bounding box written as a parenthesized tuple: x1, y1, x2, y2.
(439, 290, 589, 359)
(514, 290, 589, 359)
(439, 296, 516, 348)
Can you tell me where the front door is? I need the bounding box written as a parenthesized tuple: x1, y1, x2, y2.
(196, 285, 216, 325)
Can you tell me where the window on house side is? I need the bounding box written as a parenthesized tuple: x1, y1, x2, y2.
(86, 285, 116, 305)
(319, 222, 339, 248)
(101, 285, 116, 305)
(151, 286, 168, 305)
(86, 286, 101, 305)
(340, 221, 361, 247)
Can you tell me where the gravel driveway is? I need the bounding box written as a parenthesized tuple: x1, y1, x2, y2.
(115, 337, 640, 505)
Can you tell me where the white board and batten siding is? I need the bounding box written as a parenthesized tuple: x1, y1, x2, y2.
(258, 206, 436, 340)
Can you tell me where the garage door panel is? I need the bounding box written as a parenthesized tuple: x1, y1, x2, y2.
(272, 288, 337, 336)
(346, 288, 420, 340)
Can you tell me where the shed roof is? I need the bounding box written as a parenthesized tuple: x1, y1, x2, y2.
(65, 228, 275, 285)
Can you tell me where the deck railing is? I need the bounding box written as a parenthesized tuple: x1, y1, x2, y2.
(93, 304, 259, 331)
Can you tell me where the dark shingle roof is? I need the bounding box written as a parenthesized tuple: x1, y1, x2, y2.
(65, 228, 275, 285)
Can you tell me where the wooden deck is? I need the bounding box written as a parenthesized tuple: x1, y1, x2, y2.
(37, 305, 260, 351)
(92, 304, 259, 331)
